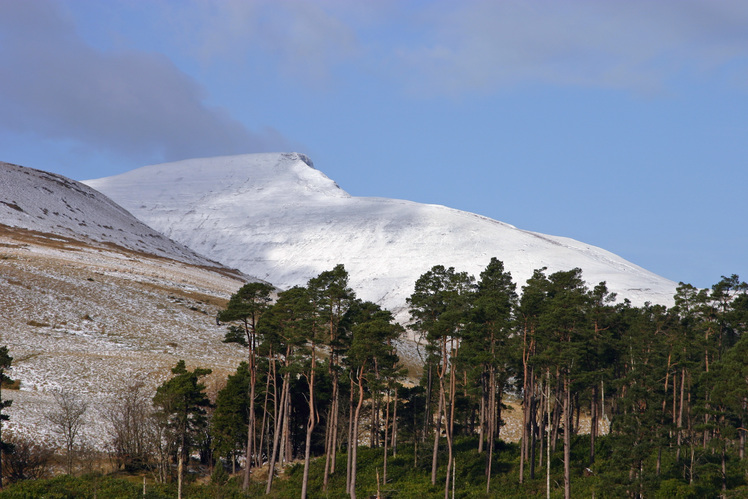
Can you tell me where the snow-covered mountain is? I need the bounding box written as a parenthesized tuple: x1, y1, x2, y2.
(86, 153, 678, 320)
(0, 161, 241, 272)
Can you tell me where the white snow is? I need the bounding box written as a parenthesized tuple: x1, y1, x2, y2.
(0, 161, 235, 271)
(86, 153, 678, 322)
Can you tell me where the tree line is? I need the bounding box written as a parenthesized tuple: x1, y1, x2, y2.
(1, 260, 748, 498)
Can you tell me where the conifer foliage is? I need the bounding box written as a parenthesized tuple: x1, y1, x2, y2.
(8, 265, 748, 499)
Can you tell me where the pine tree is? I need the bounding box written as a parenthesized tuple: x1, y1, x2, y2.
(211, 362, 250, 473)
(464, 258, 517, 492)
(308, 264, 355, 491)
(217, 281, 273, 489)
(407, 264, 475, 497)
(259, 286, 315, 495)
(344, 300, 402, 498)
(153, 360, 211, 498)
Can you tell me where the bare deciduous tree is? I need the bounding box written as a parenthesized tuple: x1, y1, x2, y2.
(45, 389, 88, 474)
(1, 432, 53, 483)
(102, 380, 158, 472)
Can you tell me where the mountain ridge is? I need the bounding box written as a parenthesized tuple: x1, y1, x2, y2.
(86, 153, 678, 321)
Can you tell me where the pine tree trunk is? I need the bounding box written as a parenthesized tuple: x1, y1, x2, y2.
(530, 389, 537, 480)
(323, 400, 334, 490)
(563, 376, 571, 499)
(545, 371, 551, 499)
(258, 363, 272, 475)
(350, 368, 366, 499)
(486, 366, 496, 493)
(520, 374, 531, 483)
(677, 367, 686, 459)
(424, 363, 433, 444)
(346, 376, 355, 493)
(383, 387, 390, 484)
(478, 374, 486, 454)
(391, 385, 399, 456)
(431, 377, 444, 485)
(301, 345, 317, 499)
(178, 451, 183, 499)
(431, 339, 447, 486)
(243, 354, 256, 490)
(266, 371, 289, 495)
(443, 352, 456, 499)
(590, 384, 597, 465)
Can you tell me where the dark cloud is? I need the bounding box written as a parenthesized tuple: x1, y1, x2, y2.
(0, 0, 290, 164)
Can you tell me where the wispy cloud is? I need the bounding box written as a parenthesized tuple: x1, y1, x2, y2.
(166, 0, 748, 96)
(392, 0, 748, 95)
(172, 0, 363, 84)
(0, 0, 291, 165)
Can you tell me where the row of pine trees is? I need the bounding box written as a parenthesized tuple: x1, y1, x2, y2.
(152, 259, 748, 498)
(2, 259, 747, 498)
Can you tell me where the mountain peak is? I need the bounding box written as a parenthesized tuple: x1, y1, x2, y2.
(86, 153, 349, 212)
(87, 153, 677, 321)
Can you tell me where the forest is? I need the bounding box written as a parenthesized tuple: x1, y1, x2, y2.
(1, 259, 748, 499)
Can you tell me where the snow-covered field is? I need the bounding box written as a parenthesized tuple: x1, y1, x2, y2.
(87, 153, 678, 324)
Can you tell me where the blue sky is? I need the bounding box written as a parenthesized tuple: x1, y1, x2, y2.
(1, 0, 746, 288)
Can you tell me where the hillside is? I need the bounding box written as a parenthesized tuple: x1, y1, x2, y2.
(0, 162, 250, 446)
(86, 152, 678, 322)
(0, 161, 241, 271)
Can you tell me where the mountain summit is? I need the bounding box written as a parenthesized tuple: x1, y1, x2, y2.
(86, 153, 677, 319)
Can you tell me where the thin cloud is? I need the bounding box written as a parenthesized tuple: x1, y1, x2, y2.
(175, 0, 362, 84)
(165, 0, 748, 96)
(394, 0, 748, 95)
(0, 0, 291, 165)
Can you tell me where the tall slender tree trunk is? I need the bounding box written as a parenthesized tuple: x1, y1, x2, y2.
(486, 365, 497, 493)
(346, 376, 356, 493)
(383, 387, 391, 484)
(546, 371, 551, 499)
(519, 329, 530, 484)
(424, 363, 433, 444)
(301, 346, 317, 499)
(431, 375, 444, 485)
(444, 353, 456, 499)
(323, 376, 340, 490)
(677, 367, 686, 459)
(590, 384, 597, 465)
(350, 368, 366, 499)
(258, 368, 271, 473)
(391, 384, 399, 456)
(323, 400, 334, 490)
(243, 351, 256, 490)
(266, 371, 289, 495)
(563, 376, 571, 499)
(530, 388, 537, 479)
(431, 339, 447, 486)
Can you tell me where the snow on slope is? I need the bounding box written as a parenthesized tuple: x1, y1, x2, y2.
(0, 161, 236, 271)
(86, 153, 677, 320)
(1, 161, 254, 447)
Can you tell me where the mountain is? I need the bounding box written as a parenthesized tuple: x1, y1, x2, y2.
(0, 161, 240, 272)
(0, 161, 249, 445)
(86, 153, 677, 321)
